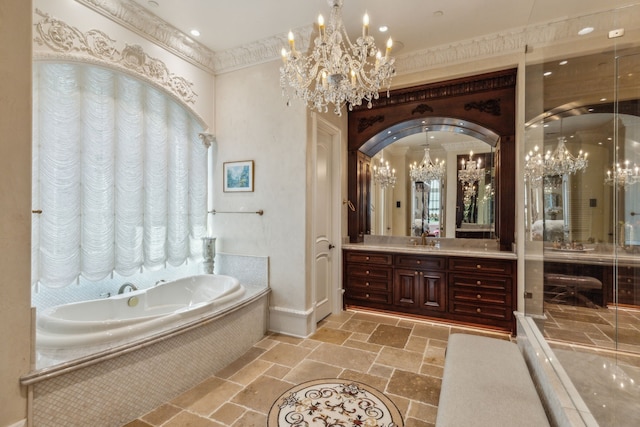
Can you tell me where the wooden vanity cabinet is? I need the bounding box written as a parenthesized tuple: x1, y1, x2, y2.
(343, 251, 393, 308)
(343, 249, 517, 332)
(448, 257, 514, 330)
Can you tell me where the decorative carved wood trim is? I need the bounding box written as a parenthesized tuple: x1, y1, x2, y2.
(411, 104, 434, 115)
(464, 98, 501, 116)
(357, 115, 385, 133)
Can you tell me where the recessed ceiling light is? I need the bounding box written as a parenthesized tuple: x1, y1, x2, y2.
(559, 60, 568, 65)
(190, 29, 200, 37)
(600, 98, 607, 102)
(379, 25, 388, 33)
(578, 27, 594, 36)
(543, 71, 552, 77)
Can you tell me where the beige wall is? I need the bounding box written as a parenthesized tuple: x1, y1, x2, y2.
(0, 0, 33, 425)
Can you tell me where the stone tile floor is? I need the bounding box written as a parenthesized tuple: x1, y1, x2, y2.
(544, 303, 640, 354)
(122, 309, 510, 427)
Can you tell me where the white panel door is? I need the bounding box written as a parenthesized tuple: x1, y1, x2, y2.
(314, 125, 334, 321)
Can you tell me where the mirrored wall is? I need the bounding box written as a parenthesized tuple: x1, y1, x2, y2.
(524, 3, 640, 426)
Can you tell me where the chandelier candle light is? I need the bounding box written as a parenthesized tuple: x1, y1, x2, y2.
(280, 0, 395, 115)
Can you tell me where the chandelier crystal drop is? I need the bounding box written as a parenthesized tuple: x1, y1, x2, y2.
(280, 0, 396, 116)
(373, 155, 396, 188)
(605, 160, 640, 189)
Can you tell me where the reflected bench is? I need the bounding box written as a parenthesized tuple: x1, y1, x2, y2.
(436, 333, 550, 427)
(544, 273, 603, 308)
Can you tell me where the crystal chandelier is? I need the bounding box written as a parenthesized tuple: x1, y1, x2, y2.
(280, 0, 396, 116)
(524, 145, 544, 187)
(372, 154, 396, 189)
(458, 151, 485, 193)
(409, 129, 445, 182)
(605, 160, 640, 188)
(543, 136, 588, 177)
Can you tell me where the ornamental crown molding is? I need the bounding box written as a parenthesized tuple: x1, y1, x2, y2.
(71, 1, 631, 77)
(33, 9, 198, 106)
(73, 0, 313, 75)
(394, 7, 631, 75)
(75, 0, 217, 72)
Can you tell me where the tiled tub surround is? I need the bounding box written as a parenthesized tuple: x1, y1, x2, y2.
(22, 253, 269, 427)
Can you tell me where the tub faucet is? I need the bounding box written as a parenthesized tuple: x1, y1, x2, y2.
(118, 282, 138, 294)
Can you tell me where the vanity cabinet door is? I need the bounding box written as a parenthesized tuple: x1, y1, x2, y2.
(393, 269, 446, 312)
(418, 270, 447, 312)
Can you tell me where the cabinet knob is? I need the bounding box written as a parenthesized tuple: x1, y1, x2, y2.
(366, 256, 370, 260)
(366, 270, 370, 275)
(476, 308, 482, 313)
(366, 293, 370, 298)
(476, 280, 482, 285)
(477, 264, 482, 269)
(365, 282, 370, 287)
(477, 294, 482, 299)
(415, 271, 419, 276)
(417, 260, 421, 265)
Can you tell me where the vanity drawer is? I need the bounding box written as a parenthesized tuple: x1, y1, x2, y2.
(449, 274, 511, 293)
(448, 257, 514, 275)
(345, 251, 393, 265)
(345, 289, 392, 305)
(395, 255, 445, 270)
(346, 265, 392, 281)
(449, 301, 511, 320)
(346, 277, 391, 292)
(450, 287, 510, 305)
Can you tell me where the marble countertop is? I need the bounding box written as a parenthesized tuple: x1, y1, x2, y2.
(343, 236, 517, 260)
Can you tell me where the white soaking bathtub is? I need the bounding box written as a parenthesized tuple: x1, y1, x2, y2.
(36, 274, 245, 350)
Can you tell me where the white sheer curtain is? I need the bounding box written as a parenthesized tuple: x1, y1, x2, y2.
(33, 63, 207, 288)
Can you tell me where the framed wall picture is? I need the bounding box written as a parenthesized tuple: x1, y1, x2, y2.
(223, 160, 254, 192)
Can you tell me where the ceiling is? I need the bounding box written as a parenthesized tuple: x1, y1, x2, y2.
(131, 0, 623, 56)
(128, 0, 636, 154)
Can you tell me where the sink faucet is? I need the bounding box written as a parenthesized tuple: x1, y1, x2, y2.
(421, 232, 429, 246)
(118, 282, 138, 294)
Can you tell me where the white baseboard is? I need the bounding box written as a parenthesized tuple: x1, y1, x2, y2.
(268, 305, 314, 338)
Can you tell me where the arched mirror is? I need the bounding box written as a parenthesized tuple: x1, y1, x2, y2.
(367, 119, 498, 239)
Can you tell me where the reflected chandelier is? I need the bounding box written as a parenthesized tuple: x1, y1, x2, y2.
(605, 160, 640, 189)
(373, 155, 396, 188)
(543, 136, 588, 177)
(280, 0, 395, 116)
(524, 136, 588, 187)
(458, 151, 485, 189)
(410, 130, 445, 182)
